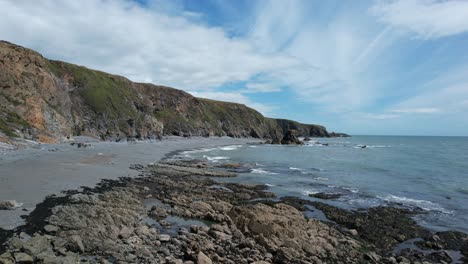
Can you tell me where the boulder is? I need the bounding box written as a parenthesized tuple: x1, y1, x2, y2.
(280, 130, 304, 145)
(0, 200, 23, 210)
(13, 253, 33, 263)
(23, 235, 50, 255)
(197, 251, 212, 264)
(0, 253, 14, 264)
(309, 192, 342, 200)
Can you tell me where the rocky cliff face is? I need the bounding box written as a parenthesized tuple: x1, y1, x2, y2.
(0, 41, 337, 143)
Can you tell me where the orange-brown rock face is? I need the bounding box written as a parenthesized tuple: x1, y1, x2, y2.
(0, 41, 331, 143)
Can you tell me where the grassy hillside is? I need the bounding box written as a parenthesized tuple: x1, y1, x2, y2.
(0, 40, 332, 142)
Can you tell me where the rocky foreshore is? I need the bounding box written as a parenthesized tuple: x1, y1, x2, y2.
(0, 159, 467, 264)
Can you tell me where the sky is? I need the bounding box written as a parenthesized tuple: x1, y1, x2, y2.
(1, 0, 468, 136)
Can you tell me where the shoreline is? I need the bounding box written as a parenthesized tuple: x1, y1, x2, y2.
(0, 136, 262, 230)
(1, 157, 467, 263)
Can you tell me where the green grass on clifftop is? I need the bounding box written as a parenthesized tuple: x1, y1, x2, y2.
(47, 61, 138, 119)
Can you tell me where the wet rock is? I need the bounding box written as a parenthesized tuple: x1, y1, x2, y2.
(159, 220, 172, 227)
(309, 192, 342, 200)
(310, 201, 431, 251)
(149, 206, 168, 219)
(129, 164, 145, 170)
(280, 130, 304, 145)
(0, 200, 22, 210)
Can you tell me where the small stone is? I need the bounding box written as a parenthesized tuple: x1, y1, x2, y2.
(143, 186, 150, 191)
(197, 251, 212, 264)
(160, 248, 170, 256)
(68, 235, 85, 252)
(159, 234, 171, 242)
(149, 206, 168, 219)
(365, 252, 381, 262)
(119, 227, 134, 239)
(159, 220, 172, 227)
(349, 229, 358, 236)
(14, 253, 33, 263)
(44, 225, 59, 233)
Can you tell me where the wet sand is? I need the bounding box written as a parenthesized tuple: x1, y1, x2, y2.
(0, 136, 261, 229)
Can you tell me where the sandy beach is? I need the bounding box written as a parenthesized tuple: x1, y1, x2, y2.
(0, 136, 261, 229)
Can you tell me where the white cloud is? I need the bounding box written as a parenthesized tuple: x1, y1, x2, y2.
(364, 113, 400, 119)
(391, 108, 440, 113)
(370, 0, 468, 38)
(188, 91, 275, 115)
(391, 64, 468, 114)
(0, 0, 297, 91)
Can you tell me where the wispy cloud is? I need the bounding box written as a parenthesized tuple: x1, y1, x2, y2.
(1, 0, 467, 135)
(364, 113, 400, 120)
(243, 83, 281, 93)
(391, 108, 440, 113)
(370, 0, 468, 39)
(0, 0, 297, 91)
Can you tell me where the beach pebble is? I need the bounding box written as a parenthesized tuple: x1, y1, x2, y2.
(44, 225, 59, 233)
(159, 234, 170, 242)
(349, 229, 358, 236)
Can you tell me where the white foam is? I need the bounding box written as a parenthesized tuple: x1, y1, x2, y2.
(313, 177, 329, 181)
(182, 147, 218, 155)
(301, 190, 319, 196)
(368, 145, 392, 148)
(251, 168, 278, 175)
(289, 167, 302, 171)
(203, 155, 229, 162)
(342, 187, 359, 193)
(379, 195, 452, 214)
(264, 183, 275, 187)
(219, 145, 242, 151)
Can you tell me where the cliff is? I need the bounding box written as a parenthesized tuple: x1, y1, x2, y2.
(0, 41, 337, 143)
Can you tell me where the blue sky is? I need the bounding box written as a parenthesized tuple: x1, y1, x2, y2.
(1, 0, 468, 135)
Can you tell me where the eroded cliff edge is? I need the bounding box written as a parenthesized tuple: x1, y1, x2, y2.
(0, 41, 344, 143)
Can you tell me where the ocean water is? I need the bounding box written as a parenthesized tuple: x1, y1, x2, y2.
(179, 136, 468, 233)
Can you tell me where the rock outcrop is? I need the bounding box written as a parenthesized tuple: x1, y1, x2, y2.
(0, 41, 343, 143)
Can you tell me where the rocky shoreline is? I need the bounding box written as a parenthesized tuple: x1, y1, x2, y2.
(0, 158, 467, 264)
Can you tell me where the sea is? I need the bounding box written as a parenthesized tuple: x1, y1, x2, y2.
(178, 136, 468, 233)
